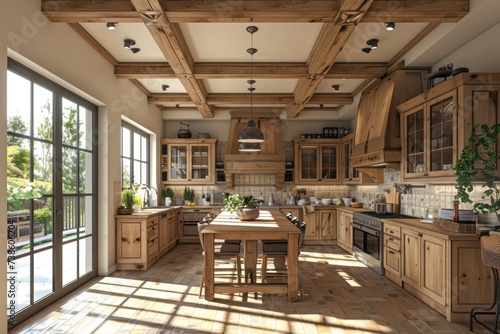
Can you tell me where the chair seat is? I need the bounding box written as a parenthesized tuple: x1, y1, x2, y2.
(261, 239, 286, 244)
(216, 242, 240, 254)
(224, 239, 242, 244)
(262, 242, 287, 254)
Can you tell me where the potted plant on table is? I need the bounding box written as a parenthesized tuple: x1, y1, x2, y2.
(161, 187, 174, 206)
(118, 189, 137, 215)
(183, 186, 196, 206)
(454, 123, 500, 228)
(224, 194, 260, 221)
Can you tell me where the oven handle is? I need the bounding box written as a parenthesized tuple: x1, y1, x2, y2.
(352, 222, 380, 237)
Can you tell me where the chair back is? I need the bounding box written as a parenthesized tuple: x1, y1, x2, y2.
(481, 231, 500, 269)
(296, 221, 307, 248)
(197, 222, 208, 250)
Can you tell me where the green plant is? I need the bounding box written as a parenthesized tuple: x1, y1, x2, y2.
(121, 189, 136, 209)
(183, 186, 195, 201)
(7, 182, 45, 211)
(133, 194, 143, 206)
(454, 123, 500, 221)
(224, 194, 259, 213)
(161, 187, 174, 198)
(34, 206, 53, 234)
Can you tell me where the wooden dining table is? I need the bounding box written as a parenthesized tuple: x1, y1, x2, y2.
(201, 209, 301, 301)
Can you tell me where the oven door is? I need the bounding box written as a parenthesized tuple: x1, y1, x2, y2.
(352, 222, 383, 274)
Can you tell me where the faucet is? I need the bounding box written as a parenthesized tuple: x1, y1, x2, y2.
(141, 185, 158, 207)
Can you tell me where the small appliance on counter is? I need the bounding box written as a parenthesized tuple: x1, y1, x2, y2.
(210, 191, 226, 206)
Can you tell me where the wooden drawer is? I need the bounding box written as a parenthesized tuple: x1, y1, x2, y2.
(384, 223, 401, 238)
(384, 246, 401, 285)
(148, 237, 158, 257)
(384, 234, 400, 251)
(147, 217, 158, 228)
(148, 224, 158, 239)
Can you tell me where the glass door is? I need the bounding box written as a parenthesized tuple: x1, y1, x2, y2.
(429, 95, 455, 174)
(191, 144, 209, 181)
(169, 145, 188, 180)
(298, 146, 318, 181)
(405, 108, 425, 175)
(320, 144, 339, 182)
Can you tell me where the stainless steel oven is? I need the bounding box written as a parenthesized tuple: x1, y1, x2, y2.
(352, 211, 414, 275)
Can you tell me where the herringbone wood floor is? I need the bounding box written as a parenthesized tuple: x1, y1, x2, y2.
(9, 244, 496, 333)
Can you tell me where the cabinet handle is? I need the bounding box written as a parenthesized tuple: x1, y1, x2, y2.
(121, 237, 128, 242)
(136, 264, 144, 269)
(388, 237, 394, 241)
(418, 233, 423, 237)
(389, 250, 395, 254)
(135, 237, 141, 241)
(389, 230, 394, 234)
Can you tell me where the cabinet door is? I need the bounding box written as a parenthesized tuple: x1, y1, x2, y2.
(120, 222, 143, 259)
(298, 145, 318, 182)
(303, 211, 317, 240)
(402, 229, 420, 289)
(320, 144, 340, 182)
(344, 213, 353, 250)
(319, 211, 336, 240)
(168, 144, 188, 181)
(158, 214, 168, 255)
(384, 246, 401, 277)
(421, 234, 446, 305)
(190, 144, 212, 182)
(336, 211, 345, 246)
(402, 107, 425, 177)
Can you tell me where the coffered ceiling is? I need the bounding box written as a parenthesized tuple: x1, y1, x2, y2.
(41, 0, 476, 121)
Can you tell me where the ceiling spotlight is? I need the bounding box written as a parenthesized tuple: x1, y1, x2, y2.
(162, 84, 169, 91)
(385, 22, 395, 31)
(106, 22, 118, 30)
(320, 104, 324, 108)
(367, 39, 378, 49)
(362, 47, 372, 54)
(124, 39, 136, 49)
(130, 48, 141, 54)
(332, 85, 340, 92)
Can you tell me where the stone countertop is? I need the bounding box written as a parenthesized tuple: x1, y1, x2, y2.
(115, 206, 182, 218)
(381, 217, 480, 241)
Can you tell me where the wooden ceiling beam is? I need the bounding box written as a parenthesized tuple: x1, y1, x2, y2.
(114, 62, 388, 79)
(130, 0, 214, 118)
(42, 0, 468, 23)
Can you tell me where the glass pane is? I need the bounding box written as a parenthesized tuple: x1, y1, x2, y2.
(300, 147, 317, 179)
(79, 106, 93, 150)
(33, 198, 54, 250)
(79, 151, 93, 193)
(62, 98, 78, 147)
(430, 98, 454, 172)
(63, 196, 78, 241)
(79, 196, 93, 236)
(33, 84, 53, 142)
(122, 158, 131, 188)
(141, 136, 147, 161)
(7, 71, 31, 133)
(7, 210, 31, 256)
(7, 136, 31, 181)
(11, 255, 30, 312)
(134, 133, 141, 160)
(34, 248, 54, 302)
(141, 162, 147, 185)
(321, 146, 337, 179)
(406, 110, 424, 173)
(133, 160, 141, 185)
(62, 241, 77, 286)
(62, 147, 78, 194)
(122, 127, 131, 158)
(33, 140, 53, 194)
(79, 237, 93, 277)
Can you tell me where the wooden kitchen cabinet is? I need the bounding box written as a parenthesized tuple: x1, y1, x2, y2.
(336, 209, 353, 253)
(302, 208, 336, 244)
(398, 73, 500, 182)
(160, 138, 217, 185)
(293, 139, 340, 184)
(158, 209, 179, 257)
(318, 210, 336, 240)
(383, 223, 402, 286)
(116, 215, 159, 270)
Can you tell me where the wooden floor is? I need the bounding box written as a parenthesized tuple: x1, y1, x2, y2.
(10, 243, 497, 334)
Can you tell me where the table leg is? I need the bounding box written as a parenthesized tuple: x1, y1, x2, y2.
(244, 240, 258, 299)
(287, 233, 299, 301)
(204, 233, 215, 301)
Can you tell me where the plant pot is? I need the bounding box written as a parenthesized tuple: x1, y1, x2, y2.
(237, 207, 259, 221)
(164, 197, 172, 207)
(117, 208, 134, 215)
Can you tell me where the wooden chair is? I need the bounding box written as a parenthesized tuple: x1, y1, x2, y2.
(197, 222, 242, 297)
(261, 221, 306, 297)
(470, 230, 500, 333)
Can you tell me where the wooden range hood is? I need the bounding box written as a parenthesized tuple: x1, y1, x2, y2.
(224, 111, 285, 189)
(351, 67, 429, 174)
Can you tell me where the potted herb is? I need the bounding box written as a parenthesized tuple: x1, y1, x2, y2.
(454, 123, 500, 227)
(118, 189, 137, 214)
(161, 187, 174, 206)
(224, 194, 260, 221)
(183, 186, 195, 206)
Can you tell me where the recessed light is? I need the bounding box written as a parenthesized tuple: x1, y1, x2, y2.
(385, 22, 395, 31)
(124, 39, 135, 49)
(106, 22, 118, 30)
(332, 85, 340, 92)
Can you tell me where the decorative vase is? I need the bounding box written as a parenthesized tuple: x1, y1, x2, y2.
(237, 207, 259, 221)
(165, 197, 172, 207)
(133, 204, 142, 212)
(452, 200, 460, 222)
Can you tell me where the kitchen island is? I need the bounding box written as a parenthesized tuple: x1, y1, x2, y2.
(201, 209, 301, 301)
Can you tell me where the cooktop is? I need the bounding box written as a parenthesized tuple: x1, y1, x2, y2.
(356, 211, 415, 219)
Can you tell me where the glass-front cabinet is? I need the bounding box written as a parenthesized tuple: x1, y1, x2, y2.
(340, 133, 361, 183)
(293, 139, 340, 184)
(161, 139, 216, 185)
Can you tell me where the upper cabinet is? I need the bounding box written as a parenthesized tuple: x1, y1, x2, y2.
(293, 139, 340, 184)
(340, 133, 382, 184)
(161, 138, 217, 185)
(397, 73, 500, 182)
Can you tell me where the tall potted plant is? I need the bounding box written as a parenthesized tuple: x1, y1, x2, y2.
(118, 189, 137, 215)
(183, 186, 195, 206)
(161, 187, 174, 206)
(454, 123, 500, 226)
(224, 194, 260, 221)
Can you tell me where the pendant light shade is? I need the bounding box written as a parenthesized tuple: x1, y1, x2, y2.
(238, 26, 264, 147)
(238, 142, 261, 152)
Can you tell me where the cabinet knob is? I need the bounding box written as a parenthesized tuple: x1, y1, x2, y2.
(389, 250, 395, 254)
(418, 233, 423, 237)
(135, 237, 141, 241)
(121, 237, 128, 242)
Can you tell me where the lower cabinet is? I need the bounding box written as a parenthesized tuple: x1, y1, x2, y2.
(116, 215, 159, 270)
(383, 223, 402, 286)
(159, 209, 179, 257)
(336, 209, 353, 253)
(302, 208, 336, 244)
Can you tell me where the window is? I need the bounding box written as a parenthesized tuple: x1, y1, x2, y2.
(121, 122, 150, 188)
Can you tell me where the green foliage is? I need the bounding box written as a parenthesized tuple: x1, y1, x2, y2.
(121, 189, 136, 209)
(161, 187, 174, 198)
(224, 194, 259, 213)
(183, 186, 195, 201)
(34, 206, 53, 234)
(7, 182, 45, 211)
(133, 194, 143, 206)
(454, 123, 500, 220)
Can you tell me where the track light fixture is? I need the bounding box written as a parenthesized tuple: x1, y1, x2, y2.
(106, 22, 118, 30)
(162, 84, 169, 91)
(130, 48, 141, 54)
(362, 47, 371, 54)
(385, 22, 395, 31)
(332, 84, 340, 92)
(367, 39, 378, 49)
(124, 39, 135, 49)
(238, 25, 264, 150)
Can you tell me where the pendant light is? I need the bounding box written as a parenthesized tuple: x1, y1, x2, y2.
(238, 26, 264, 148)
